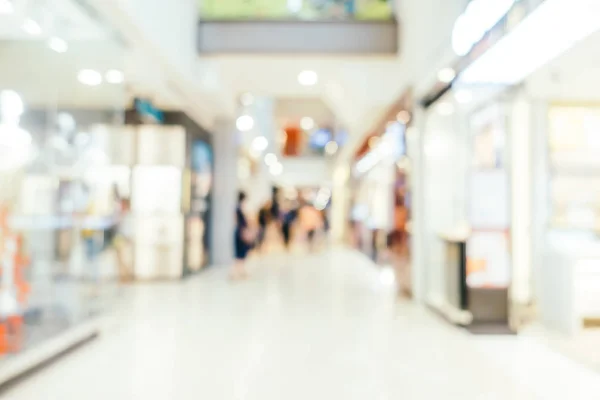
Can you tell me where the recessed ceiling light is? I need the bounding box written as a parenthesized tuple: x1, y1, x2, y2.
(77, 69, 102, 86)
(264, 152, 278, 166)
(269, 162, 283, 176)
(252, 136, 269, 152)
(454, 89, 473, 104)
(48, 37, 68, 53)
(325, 141, 339, 155)
(300, 117, 315, 130)
(22, 19, 42, 35)
(0, 0, 13, 14)
(236, 115, 254, 132)
(298, 70, 318, 86)
(437, 67, 457, 83)
(105, 69, 124, 84)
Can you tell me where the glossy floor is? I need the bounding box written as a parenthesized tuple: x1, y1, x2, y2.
(2, 249, 600, 399)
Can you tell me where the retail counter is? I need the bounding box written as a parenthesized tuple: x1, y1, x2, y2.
(436, 226, 511, 330)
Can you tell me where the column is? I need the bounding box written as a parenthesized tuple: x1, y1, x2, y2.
(407, 107, 426, 302)
(210, 118, 238, 266)
(331, 164, 350, 244)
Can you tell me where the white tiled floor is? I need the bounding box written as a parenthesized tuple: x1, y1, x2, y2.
(2, 248, 600, 399)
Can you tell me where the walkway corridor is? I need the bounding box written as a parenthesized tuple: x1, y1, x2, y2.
(2, 249, 600, 399)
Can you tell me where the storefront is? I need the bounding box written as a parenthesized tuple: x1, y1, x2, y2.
(0, 3, 127, 383)
(123, 109, 214, 279)
(415, 0, 600, 343)
(349, 92, 412, 293)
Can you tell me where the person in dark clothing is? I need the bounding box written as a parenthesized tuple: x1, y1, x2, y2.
(232, 192, 252, 279)
(257, 202, 271, 252)
(281, 205, 298, 250)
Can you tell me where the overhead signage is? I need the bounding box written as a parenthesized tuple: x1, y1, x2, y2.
(452, 0, 517, 56)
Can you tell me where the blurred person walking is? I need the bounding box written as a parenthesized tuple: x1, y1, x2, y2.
(232, 192, 255, 280)
(257, 201, 271, 253)
(281, 202, 298, 251)
(298, 200, 323, 251)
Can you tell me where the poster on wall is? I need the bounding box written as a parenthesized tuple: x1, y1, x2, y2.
(467, 231, 510, 288)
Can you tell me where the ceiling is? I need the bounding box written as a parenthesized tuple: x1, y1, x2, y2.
(0, 40, 127, 109)
(197, 54, 404, 134)
(526, 30, 600, 101)
(274, 98, 335, 127)
(0, 0, 111, 41)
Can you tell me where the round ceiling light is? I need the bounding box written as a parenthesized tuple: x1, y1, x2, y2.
(298, 70, 318, 86)
(252, 136, 269, 152)
(438, 68, 457, 83)
(325, 141, 338, 155)
(300, 117, 315, 130)
(48, 37, 68, 53)
(264, 152, 278, 166)
(78, 69, 102, 86)
(269, 162, 283, 176)
(22, 19, 42, 35)
(105, 69, 124, 84)
(236, 115, 254, 132)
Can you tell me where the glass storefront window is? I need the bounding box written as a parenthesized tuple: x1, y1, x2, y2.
(0, 4, 126, 357)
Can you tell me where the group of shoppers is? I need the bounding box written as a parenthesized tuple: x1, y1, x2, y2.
(232, 190, 327, 280)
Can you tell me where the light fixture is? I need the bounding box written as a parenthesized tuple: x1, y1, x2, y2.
(459, 0, 600, 85)
(300, 117, 315, 130)
(77, 69, 102, 86)
(437, 102, 455, 116)
(248, 146, 262, 159)
(437, 67, 457, 83)
(240, 92, 254, 106)
(298, 70, 318, 86)
(454, 89, 473, 104)
(264, 152, 278, 166)
(48, 37, 68, 53)
(269, 161, 283, 176)
(105, 69, 124, 84)
(251, 136, 269, 152)
(452, 0, 516, 56)
(325, 141, 338, 155)
(236, 115, 254, 132)
(0, 0, 13, 14)
(396, 110, 411, 124)
(22, 19, 42, 35)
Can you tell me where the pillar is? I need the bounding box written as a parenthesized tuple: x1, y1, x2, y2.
(210, 118, 238, 266)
